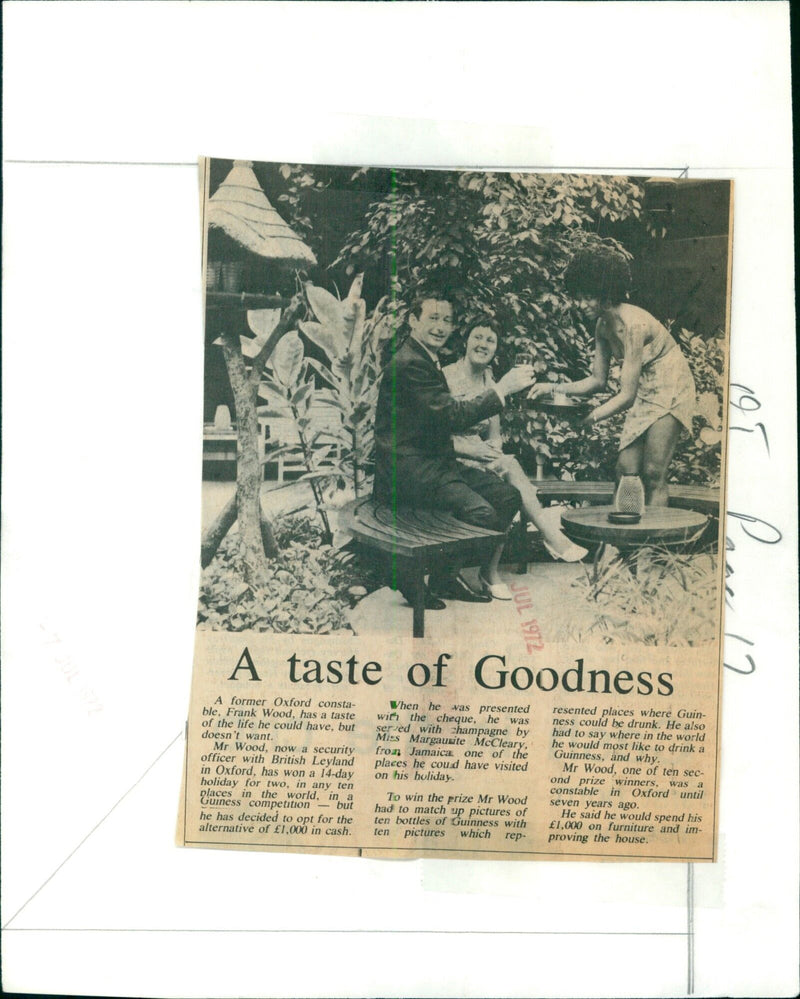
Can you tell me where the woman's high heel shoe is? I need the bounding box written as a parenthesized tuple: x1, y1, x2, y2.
(478, 571, 512, 600)
(543, 538, 588, 563)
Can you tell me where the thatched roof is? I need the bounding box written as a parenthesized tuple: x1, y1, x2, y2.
(208, 160, 317, 266)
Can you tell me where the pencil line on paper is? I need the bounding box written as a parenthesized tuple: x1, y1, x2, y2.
(2, 730, 184, 931)
(4, 159, 700, 173)
(687, 863, 695, 994)
(4, 159, 775, 172)
(1, 928, 689, 936)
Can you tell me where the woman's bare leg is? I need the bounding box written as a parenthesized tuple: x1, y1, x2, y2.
(481, 539, 505, 585)
(495, 456, 585, 557)
(616, 436, 646, 483)
(641, 415, 683, 506)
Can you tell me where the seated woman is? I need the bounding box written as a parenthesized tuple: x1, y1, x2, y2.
(529, 244, 697, 506)
(443, 323, 587, 600)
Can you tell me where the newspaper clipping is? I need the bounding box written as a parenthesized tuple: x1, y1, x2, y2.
(178, 158, 732, 861)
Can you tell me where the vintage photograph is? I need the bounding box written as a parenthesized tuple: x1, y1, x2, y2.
(198, 159, 731, 645)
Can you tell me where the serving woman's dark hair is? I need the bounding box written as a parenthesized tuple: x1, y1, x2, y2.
(563, 245, 632, 305)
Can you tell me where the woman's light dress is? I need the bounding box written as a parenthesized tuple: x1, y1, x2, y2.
(442, 359, 498, 467)
(613, 317, 696, 452)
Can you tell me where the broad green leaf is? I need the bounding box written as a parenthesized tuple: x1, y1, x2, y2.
(299, 320, 337, 361)
(305, 282, 347, 350)
(246, 308, 281, 340)
(345, 298, 366, 361)
(333, 355, 355, 381)
(261, 443, 299, 463)
(292, 381, 314, 410)
(346, 273, 364, 301)
(305, 357, 341, 390)
(315, 428, 352, 448)
(258, 375, 290, 403)
(310, 445, 335, 465)
(315, 389, 348, 413)
(272, 331, 304, 387)
(300, 470, 337, 482)
(240, 336, 263, 359)
(369, 314, 396, 345)
(365, 295, 389, 325)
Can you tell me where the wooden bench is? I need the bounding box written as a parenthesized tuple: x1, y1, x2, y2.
(343, 498, 505, 638)
(532, 480, 720, 516)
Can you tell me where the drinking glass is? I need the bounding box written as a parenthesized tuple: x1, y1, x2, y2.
(514, 351, 534, 367)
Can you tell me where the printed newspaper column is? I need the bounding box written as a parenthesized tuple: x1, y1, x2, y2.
(180, 632, 719, 861)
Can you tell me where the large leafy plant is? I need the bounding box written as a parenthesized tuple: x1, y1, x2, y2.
(198, 514, 362, 634)
(567, 546, 719, 646)
(258, 276, 395, 529)
(300, 276, 395, 498)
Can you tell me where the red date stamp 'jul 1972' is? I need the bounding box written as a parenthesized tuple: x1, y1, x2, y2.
(509, 582, 544, 652)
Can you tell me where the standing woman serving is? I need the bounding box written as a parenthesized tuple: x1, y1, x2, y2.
(529, 245, 696, 506)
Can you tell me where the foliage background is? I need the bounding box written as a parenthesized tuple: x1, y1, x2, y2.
(221, 164, 728, 489)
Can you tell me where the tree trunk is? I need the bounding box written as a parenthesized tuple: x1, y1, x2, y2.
(200, 295, 304, 570)
(200, 491, 279, 569)
(260, 513, 279, 559)
(201, 493, 237, 569)
(219, 333, 276, 586)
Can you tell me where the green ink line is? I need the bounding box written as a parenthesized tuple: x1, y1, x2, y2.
(390, 167, 399, 590)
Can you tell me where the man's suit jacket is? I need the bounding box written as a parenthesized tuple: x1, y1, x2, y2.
(373, 336, 503, 506)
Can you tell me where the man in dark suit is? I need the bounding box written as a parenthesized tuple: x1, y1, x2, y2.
(373, 295, 535, 605)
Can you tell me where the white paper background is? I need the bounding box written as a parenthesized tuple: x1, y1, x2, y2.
(2, 2, 797, 997)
